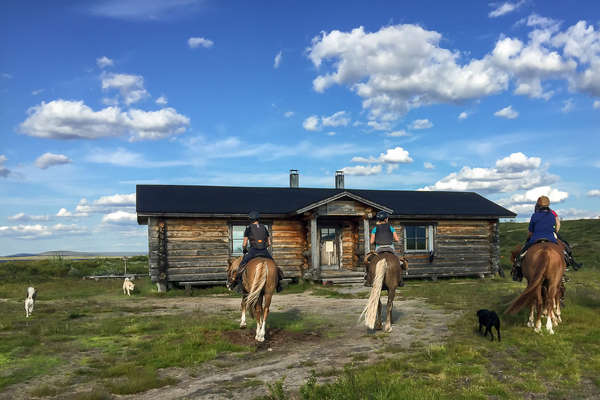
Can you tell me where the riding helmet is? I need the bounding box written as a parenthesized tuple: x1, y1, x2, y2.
(249, 210, 260, 221)
(376, 211, 389, 221)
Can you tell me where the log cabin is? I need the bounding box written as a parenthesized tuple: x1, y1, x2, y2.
(136, 170, 516, 291)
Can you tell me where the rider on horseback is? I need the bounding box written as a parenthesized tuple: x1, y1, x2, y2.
(232, 211, 283, 293)
(364, 211, 403, 287)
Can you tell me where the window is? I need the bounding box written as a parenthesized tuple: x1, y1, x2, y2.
(230, 222, 272, 255)
(404, 225, 435, 252)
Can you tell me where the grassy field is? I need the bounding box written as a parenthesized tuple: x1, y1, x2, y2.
(1, 219, 599, 399)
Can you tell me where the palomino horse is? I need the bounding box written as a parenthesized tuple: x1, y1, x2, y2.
(360, 251, 408, 332)
(227, 256, 278, 342)
(506, 242, 566, 334)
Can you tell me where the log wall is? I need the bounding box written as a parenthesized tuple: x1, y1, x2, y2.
(271, 219, 306, 277)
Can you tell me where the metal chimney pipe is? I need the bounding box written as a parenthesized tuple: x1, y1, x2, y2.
(335, 170, 344, 189)
(289, 169, 299, 188)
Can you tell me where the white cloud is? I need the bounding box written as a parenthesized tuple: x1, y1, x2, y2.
(188, 37, 214, 49)
(7, 213, 49, 222)
(302, 115, 320, 131)
(101, 73, 149, 105)
(56, 207, 88, 218)
(274, 51, 282, 69)
(51, 223, 88, 235)
(327, 131, 336, 136)
(35, 152, 72, 169)
(284, 111, 294, 118)
(424, 162, 435, 169)
(367, 120, 392, 131)
(386, 164, 399, 174)
(554, 208, 600, 220)
(561, 98, 574, 113)
(102, 210, 138, 224)
(20, 100, 190, 141)
(587, 189, 600, 197)
(0, 224, 51, 239)
(88, 0, 201, 20)
(488, 1, 525, 18)
(495, 152, 541, 172)
(422, 152, 557, 193)
(501, 186, 569, 212)
(458, 111, 469, 120)
(96, 56, 114, 68)
(594, 100, 600, 109)
(0, 155, 10, 178)
(95, 193, 136, 207)
(494, 105, 519, 119)
(32, 89, 45, 95)
(341, 165, 382, 176)
(386, 130, 408, 137)
(351, 146, 413, 164)
(321, 111, 350, 127)
(155, 96, 168, 105)
(409, 119, 433, 130)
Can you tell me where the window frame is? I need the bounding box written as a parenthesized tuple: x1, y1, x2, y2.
(229, 221, 272, 256)
(403, 224, 435, 253)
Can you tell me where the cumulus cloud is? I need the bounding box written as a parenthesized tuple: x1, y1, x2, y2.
(74, 193, 135, 215)
(102, 210, 137, 224)
(499, 186, 569, 214)
(101, 73, 149, 105)
(155, 96, 168, 105)
(0, 155, 9, 178)
(588, 189, 600, 197)
(95, 193, 136, 207)
(458, 111, 469, 120)
(367, 120, 391, 131)
(97, 56, 114, 68)
(424, 162, 435, 169)
(409, 119, 433, 130)
(351, 146, 413, 165)
(594, 100, 600, 109)
(488, 1, 525, 18)
(302, 115, 320, 131)
(554, 208, 600, 220)
(494, 105, 519, 119)
(188, 37, 214, 48)
(7, 213, 49, 222)
(274, 51, 282, 68)
(19, 100, 190, 141)
(56, 207, 88, 218)
(341, 165, 382, 176)
(0, 224, 51, 239)
(35, 152, 71, 169)
(421, 152, 556, 193)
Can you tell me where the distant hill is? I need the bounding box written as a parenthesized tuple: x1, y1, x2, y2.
(3, 250, 146, 258)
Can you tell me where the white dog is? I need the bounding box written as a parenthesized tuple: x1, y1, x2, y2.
(25, 286, 36, 317)
(122, 277, 135, 296)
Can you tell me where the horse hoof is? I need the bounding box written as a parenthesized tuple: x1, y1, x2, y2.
(257, 336, 265, 342)
(384, 326, 392, 333)
(527, 321, 534, 328)
(375, 323, 383, 331)
(240, 323, 247, 329)
(534, 327, 541, 333)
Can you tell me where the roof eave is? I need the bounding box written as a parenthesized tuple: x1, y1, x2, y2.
(294, 191, 393, 215)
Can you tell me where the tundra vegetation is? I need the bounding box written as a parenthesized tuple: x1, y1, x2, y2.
(0, 220, 598, 399)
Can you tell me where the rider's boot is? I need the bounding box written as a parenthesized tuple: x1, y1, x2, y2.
(512, 257, 523, 282)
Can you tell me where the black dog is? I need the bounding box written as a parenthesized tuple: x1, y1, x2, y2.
(477, 309, 501, 341)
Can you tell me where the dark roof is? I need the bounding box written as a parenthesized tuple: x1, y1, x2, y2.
(136, 185, 516, 220)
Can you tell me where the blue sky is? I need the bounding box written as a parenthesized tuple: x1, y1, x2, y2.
(1, 0, 599, 254)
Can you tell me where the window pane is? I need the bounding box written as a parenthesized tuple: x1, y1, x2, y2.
(416, 226, 426, 238)
(417, 238, 426, 250)
(232, 239, 244, 254)
(232, 225, 245, 240)
(405, 226, 415, 237)
(406, 238, 416, 249)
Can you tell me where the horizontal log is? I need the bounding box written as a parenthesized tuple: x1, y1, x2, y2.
(167, 267, 227, 274)
(167, 260, 228, 267)
(167, 272, 227, 281)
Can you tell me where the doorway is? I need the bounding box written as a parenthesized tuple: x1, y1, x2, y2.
(319, 226, 340, 270)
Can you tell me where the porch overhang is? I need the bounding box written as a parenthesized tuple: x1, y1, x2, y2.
(293, 191, 393, 216)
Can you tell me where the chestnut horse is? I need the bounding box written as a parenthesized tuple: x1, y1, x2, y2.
(227, 256, 278, 342)
(360, 251, 408, 332)
(506, 242, 566, 334)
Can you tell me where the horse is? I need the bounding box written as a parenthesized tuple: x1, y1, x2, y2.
(506, 241, 566, 334)
(360, 251, 408, 333)
(226, 256, 278, 342)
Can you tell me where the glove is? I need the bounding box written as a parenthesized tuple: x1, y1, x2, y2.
(243, 247, 248, 254)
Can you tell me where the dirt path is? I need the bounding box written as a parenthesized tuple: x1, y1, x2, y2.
(123, 291, 460, 400)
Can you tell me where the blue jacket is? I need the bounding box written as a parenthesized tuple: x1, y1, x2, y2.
(528, 210, 557, 244)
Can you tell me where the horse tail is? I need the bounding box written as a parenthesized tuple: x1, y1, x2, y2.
(245, 261, 268, 311)
(360, 258, 388, 329)
(505, 250, 549, 315)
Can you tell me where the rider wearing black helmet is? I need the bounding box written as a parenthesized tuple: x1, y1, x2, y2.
(232, 211, 283, 293)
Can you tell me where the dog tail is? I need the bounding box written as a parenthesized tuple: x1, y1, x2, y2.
(505, 251, 549, 315)
(360, 258, 388, 329)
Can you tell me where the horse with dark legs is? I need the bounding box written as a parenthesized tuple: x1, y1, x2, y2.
(506, 242, 566, 334)
(227, 256, 278, 342)
(360, 251, 408, 333)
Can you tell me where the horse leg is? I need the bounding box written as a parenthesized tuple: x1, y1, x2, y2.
(240, 297, 247, 329)
(534, 285, 543, 333)
(384, 287, 396, 333)
(254, 296, 264, 342)
(546, 285, 557, 334)
(375, 299, 383, 330)
(527, 305, 535, 328)
(260, 293, 272, 342)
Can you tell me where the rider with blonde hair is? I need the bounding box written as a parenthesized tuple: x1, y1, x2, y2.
(364, 211, 403, 287)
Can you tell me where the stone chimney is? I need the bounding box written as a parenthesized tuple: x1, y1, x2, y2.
(289, 169, 299, 188)
(335, 170, 344, 189)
